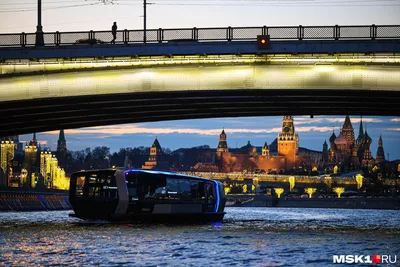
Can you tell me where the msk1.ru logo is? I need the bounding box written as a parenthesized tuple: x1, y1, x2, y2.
(333, 255, 397, 264)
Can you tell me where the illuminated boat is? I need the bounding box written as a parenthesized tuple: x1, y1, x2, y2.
(69, 169, 226, 223)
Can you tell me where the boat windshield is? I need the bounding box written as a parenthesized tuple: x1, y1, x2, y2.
(72, 171, 118, 199)
(125, 172, 207, 201)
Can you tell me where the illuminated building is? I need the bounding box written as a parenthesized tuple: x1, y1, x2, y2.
(22, 133, 39, 188)
(328, 116, 380, 171)
(1, 140, 15, 186)
(49, 156, 58, 188)
(217, 129, 228, 153)
(197, 116, 308, 173)
(39, 150, 68, 189)
(142, 138, 167, 170)
(262, 142, 270, 158)
(278, 116, 299, 169)
(2, 135, 23, 153)
(40, 151, 53, 187)
(25, 144, 37, 167)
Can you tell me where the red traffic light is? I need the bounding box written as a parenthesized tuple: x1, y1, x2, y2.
(257, 35, 270, 49)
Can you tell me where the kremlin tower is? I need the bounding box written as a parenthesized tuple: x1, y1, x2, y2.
(217, 129, 228, 153)
(278, 116, 299, 169)
(375, 135, 385, 164)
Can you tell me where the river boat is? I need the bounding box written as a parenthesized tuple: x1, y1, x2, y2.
(69, 169, 226, 223)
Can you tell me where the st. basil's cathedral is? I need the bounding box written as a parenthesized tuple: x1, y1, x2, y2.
(327, 115, 385, 171)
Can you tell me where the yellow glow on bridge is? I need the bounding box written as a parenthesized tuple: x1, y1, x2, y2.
(1, 53, 399, 75)
(0, 58, 399, 102)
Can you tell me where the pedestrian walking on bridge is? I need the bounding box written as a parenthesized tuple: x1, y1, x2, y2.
(111, 22, 117, 44)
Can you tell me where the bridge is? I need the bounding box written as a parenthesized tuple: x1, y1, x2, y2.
(0, 25, 400, 137)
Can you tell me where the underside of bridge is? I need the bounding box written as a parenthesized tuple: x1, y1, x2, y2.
(0, 55, 399, 136)
(1, 89, 399, 137)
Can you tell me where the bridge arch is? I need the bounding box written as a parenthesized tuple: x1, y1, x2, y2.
(0, 62, 399, 136)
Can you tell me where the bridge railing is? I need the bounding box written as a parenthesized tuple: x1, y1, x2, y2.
(0, 25, 399, 47)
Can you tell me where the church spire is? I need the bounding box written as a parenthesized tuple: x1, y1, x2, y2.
(56, 129, 67, 168)
(59, 129, 65, 142)
(357, 116, 364, 142)
(341, 115, 355, 144)
(31, 132, 38, 147)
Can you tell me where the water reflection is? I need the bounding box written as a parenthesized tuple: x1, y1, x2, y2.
(0, 208, 399, 266)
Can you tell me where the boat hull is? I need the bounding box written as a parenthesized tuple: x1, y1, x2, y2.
(70, 212, 225, 224)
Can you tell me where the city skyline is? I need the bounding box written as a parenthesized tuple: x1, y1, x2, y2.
(19, 115, 400, 160)
(2, 2, 400, 159)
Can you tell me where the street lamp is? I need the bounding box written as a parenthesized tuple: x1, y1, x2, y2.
(144, 0, 147, 43)
(143, 0, 154, 43)
(35, 0, 44, 46)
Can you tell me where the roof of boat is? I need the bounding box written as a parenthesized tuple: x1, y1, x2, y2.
(72, 169, 219, 183)
(125, 169, 217, 182)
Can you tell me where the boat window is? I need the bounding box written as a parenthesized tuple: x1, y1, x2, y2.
(165, 178, 205, 201)
(126, 172, 167, 200)
(124, 172, 206, 201)
(84, 172, 118, 199)
(190, 180, 205, 200)
(75, 176, 85, 196)
(206, 182, 216, 205)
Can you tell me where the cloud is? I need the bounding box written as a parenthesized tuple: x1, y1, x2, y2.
(294, 117, 325, 125)
(326, 118, 383, 123)
(44, 124, 333, 137)
(293, 116, 383, 126)
(296, 126, 332, 132)
(387, 128, 400, 131)
(390, 118, 400, 122)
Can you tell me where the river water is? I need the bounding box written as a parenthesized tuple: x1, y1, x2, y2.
(0, 208, 399, 266)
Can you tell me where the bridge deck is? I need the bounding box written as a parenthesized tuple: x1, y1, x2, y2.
(1, 40, 399, 60)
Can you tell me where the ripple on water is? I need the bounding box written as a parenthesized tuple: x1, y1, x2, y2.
(0, 208, 399, 266)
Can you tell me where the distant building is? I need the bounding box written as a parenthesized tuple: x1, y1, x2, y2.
(142, 138, 167, 170)
(375, 135, 386, 164)
(40, 151, 54, 188)
(217, 129, 228, 153)
(7, 135, 23, 153)
(1, 139, 15, 186)
(328, 116, 379, 171)
(322, 140, 328, 162)
(56, 129, 67, 168)
(25, 133, 38, 167)
(207, 116, 308, 173)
